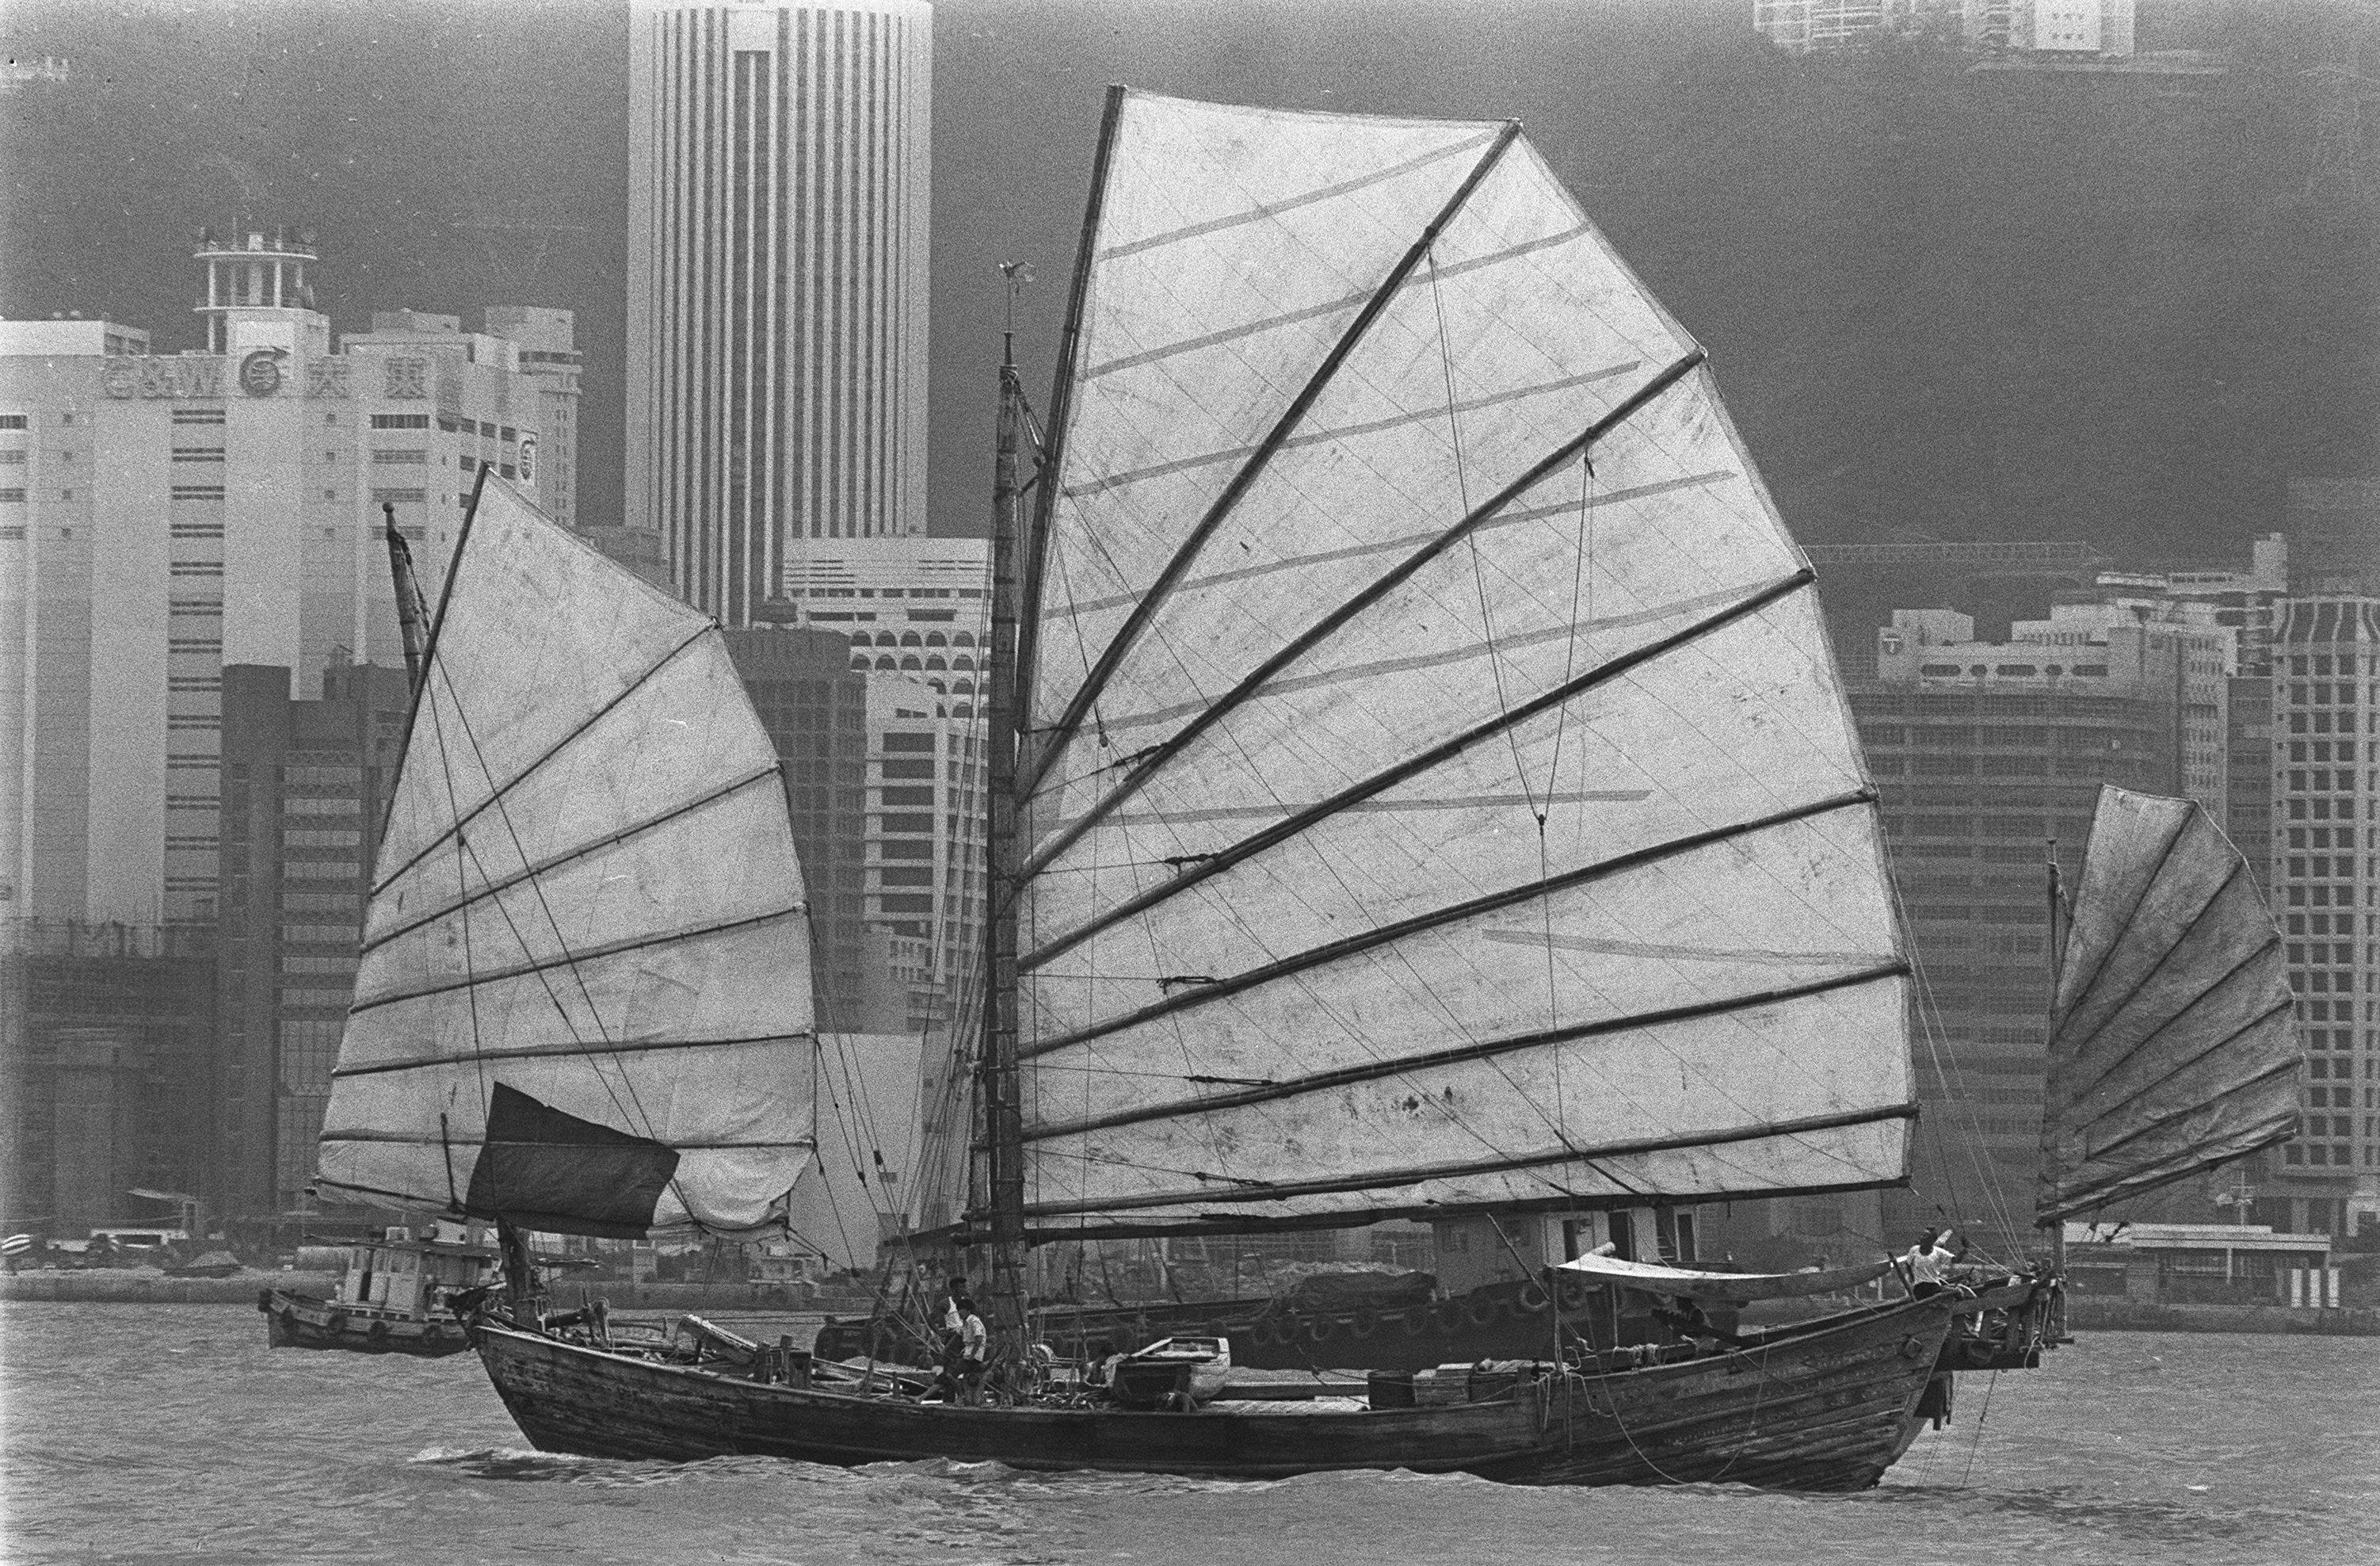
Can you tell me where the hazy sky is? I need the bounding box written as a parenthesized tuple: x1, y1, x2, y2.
(2, 0, 2374, 564)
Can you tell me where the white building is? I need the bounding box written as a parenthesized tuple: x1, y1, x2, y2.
(778, 534, 989, 702)
(627, 0, 934, 626)
(0, 231, 574, 926)
(1876, 610, 2229, 803)
(482, 306, 583, 530)
(1753, 0, 1886, 54)
(2012, 0, 2134, 57)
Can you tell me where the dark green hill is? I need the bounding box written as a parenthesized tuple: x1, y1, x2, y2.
(2, 0, 2370, 562)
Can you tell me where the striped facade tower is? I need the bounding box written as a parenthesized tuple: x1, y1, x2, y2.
(629, 0, 932, 626)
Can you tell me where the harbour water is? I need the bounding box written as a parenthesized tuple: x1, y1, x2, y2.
(3, 1304, 2372, 1564)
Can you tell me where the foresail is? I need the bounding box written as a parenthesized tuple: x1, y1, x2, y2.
(1010, 93, 1914, 1239)
(2038, 786, 2300, 1225)
(315, 479, 817, 1237)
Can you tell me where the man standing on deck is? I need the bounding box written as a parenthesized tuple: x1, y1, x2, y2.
(923, 1275, 970, 1400)
(1903, 1230, 1966, 1299)
(955, 1296, 990, 1405)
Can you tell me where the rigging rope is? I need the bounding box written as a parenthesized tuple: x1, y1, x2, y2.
(421, 652, 702, 1224)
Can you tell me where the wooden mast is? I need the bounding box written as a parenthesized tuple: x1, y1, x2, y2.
(2043, 840, 2067, 1301)
(980, 285, 1031, 1362)
(381, 501, 432, 695)
(378, 468, 540, 1318)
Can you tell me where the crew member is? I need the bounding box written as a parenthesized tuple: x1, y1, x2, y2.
(1903, 1229, 1966, 1299)
(955, 1296, 990, 1405)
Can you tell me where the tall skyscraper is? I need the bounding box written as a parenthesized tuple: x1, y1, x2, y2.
(628, 0, 933, 627)
(2262, 596, 2380, 1236)
(213, 657, 409, 1219)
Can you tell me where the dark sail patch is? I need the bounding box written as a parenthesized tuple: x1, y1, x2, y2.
(464, 1082, 680, 1239)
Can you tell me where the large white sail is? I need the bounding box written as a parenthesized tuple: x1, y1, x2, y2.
(1008, 93, 1913, 1239)
(316, 480, 817, 1236)
(2038, 786, 2300, 1224)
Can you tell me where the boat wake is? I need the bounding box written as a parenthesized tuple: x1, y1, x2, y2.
(1867, 1479, 2312, 1549)
(407, 1446, 867, 1488)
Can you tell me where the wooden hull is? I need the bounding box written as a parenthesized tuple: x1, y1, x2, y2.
(475, 1296, 1958, 1490)
(259, 1288, 474, 1358)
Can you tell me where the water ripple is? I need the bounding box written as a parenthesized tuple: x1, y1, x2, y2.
(4, 1307, 2374, 1566)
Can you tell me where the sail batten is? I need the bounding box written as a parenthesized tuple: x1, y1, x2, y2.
(1021, 568, 1815, 971)
(1022, 960, 1909, 1143)
(331, 1030, 797, 1081)
(1022, 787, 1879, 1059)
(1023, 120, 1524, 804)
(1019, 345, 1708, 861)
(1018, 1103, 1920, 1220)
(368, 624, 714, 897)
(316, 479, 817, 1239)
(2037, 786, 2301, 1226)
(1005, 93, 1916, 1238)
(349, 905, 807, 1016)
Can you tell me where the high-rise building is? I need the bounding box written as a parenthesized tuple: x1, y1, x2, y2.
(1804, 540, 2112, 678)
(2260, 597, 2380, 1236)
(1, 918, 214, 1237)
(0, 232, 574, 929)
(213, 658, 409, 1219)
(482, 307, 583, 530)
(725, 625, 982, 1037)
(776, 535, 988, 704)
(628, 0, 934, 626)
(1858, 606, 2215, 1230)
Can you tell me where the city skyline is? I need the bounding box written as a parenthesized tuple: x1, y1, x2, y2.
(0, 0, 2374, 1258)
(0, 0, 2371, 560)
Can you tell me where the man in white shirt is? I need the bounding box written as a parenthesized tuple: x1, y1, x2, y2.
(1903, 1229, 1966, 1299)
(955, 1296, 989, 1405)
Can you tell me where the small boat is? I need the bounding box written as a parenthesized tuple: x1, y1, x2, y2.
(258, 1229, 497, 1358)
(314, 86, 1975, 1490)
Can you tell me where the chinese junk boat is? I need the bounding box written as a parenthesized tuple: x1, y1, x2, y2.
(318, 90, 1974, 1489)
(2034, 785, 2305, 1294)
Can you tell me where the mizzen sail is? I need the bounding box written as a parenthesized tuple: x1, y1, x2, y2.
(1007, 92, 1914, 1239)
(2037, 785, 2300, 1226)
(316, 479, 817, 1237)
